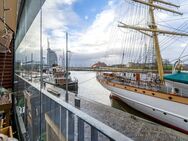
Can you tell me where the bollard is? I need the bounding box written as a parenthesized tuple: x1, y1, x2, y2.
(75, 97, 80, 108)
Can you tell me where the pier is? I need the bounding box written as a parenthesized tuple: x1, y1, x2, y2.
(70, 67, 172, 73)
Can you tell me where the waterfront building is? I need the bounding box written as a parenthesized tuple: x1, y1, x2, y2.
(91, 61, 107, 68)
(47, 41, 58, 67)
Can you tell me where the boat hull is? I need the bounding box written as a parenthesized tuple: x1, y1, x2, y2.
(44, 80, 78, 93)
(100, 81, 188, 134)
(57, 81, 78, 93)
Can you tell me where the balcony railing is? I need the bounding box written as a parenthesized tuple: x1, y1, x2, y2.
(14, 74, 132, 141)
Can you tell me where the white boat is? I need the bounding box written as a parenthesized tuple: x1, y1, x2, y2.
(97, 0, 188, 134)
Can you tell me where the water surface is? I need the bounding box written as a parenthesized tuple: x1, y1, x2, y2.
(70, 71, 162, 123)
(71, 71, 111, 105)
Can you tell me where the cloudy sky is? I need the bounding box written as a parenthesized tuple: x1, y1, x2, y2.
(16, 0, 188, 67)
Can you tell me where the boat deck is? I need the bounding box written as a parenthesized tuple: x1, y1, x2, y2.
(99, 73, 188, 98)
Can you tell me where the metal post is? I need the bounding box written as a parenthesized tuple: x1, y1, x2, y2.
(91, 126, 98, 141)
(65, 32, 69, 102)
(31, 53, 33, 82)
(78, 118, 84, 141)
(39, 2, 43, 140)
(61, 107, 67, 137)
(68, 111, 74, 141)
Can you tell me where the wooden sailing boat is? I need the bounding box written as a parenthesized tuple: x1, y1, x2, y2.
(97, 0, 188, 134)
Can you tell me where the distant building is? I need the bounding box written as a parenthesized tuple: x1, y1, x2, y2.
(91, 61, 107, 68)
(127, 62, 136, 68)
(184, 64, 188, 70)
(163, 59, 171, 65)
(47, 40, 57, 67)
(110, 64, 127, 68)
(127, 62, 156, 68)
(127, 60, 172, 69)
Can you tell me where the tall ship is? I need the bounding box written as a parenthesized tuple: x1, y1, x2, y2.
(97, 0, 188, 134)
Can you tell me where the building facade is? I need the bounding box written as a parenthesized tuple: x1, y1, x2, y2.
(47, 47, 58, 67)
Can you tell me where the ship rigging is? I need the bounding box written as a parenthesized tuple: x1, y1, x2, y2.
(97, 0, 188, 134)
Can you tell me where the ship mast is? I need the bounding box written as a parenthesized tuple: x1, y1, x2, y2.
(149, 0, 163, 81)
(119, 0, 188, 81)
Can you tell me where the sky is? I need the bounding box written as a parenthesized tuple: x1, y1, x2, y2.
(16, 0, 188, 67)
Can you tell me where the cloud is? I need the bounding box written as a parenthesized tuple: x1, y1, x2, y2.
(84, 16, 88, 20)
(16, 0, 188, 66)
(41, 0, 122, 66)
(16, 0, 80, 60)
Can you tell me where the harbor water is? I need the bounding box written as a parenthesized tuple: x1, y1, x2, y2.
(71, 71, 111, 105)
(71, 71, 154, 121)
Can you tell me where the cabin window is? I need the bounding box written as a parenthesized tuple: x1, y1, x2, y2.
(163, 112, 167, 115)
(174, 88, 179, 93)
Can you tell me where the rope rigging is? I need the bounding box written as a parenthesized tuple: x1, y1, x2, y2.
(119, 1, 151, 65)
(102, 0, 188, 69)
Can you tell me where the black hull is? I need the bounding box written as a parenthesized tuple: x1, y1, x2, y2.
(44, 80, 78, 93)
(57, 82, 78, 93)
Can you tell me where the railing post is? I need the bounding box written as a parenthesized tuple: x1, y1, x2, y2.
(68, 111, 74, 141)
(91, 126, 98, 141)
(60, 106, 67, 138)
(78, 118, 84, 141)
